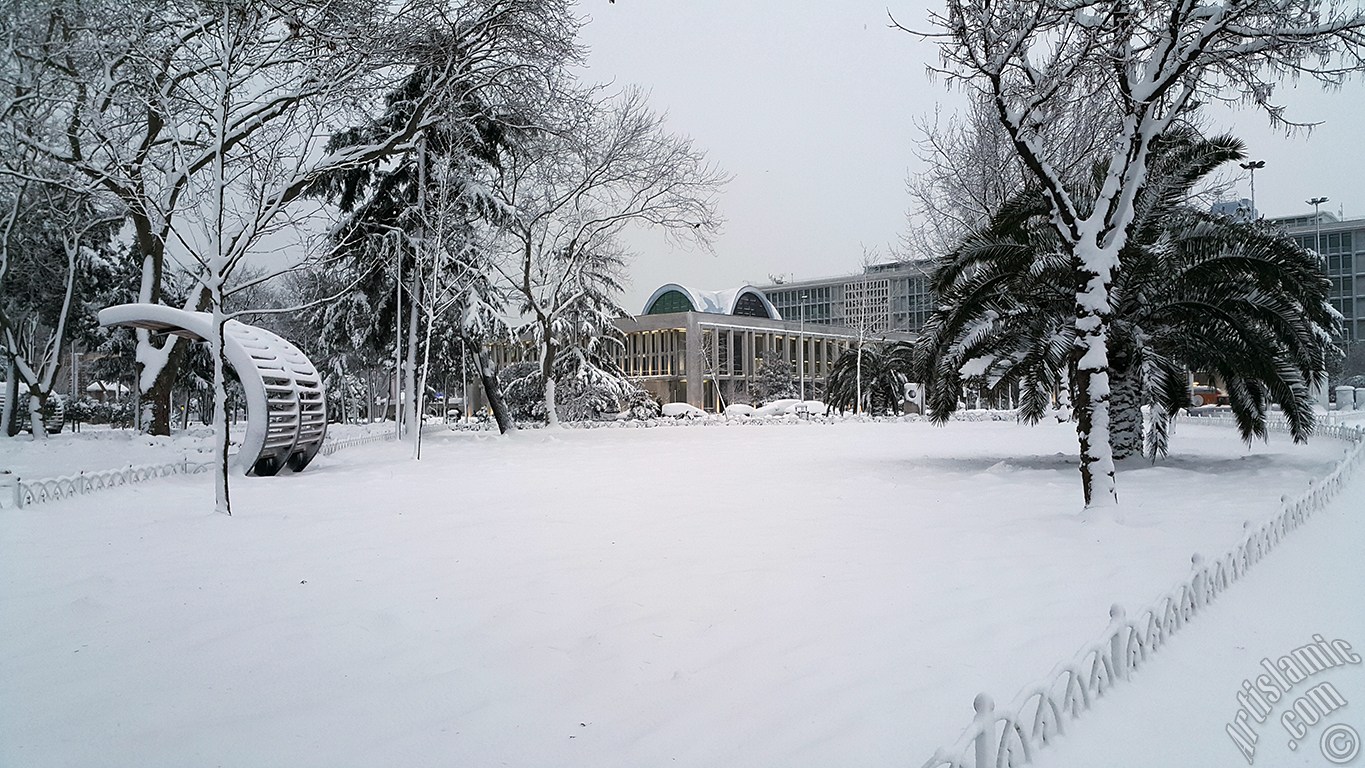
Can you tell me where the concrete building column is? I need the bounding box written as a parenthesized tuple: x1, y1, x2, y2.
(685, 314, 704, 409)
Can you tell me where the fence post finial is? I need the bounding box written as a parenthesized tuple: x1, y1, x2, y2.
(1191, 554, 1205, 608)
(1109, 604, 1127, 681)
(973, 693, 995, 768)
(0, 470, 18, 509)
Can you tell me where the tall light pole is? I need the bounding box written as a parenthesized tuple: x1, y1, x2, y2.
(1306, 195, 1333, 413)
(460, 337, 468, 422)
(1308, 196, 1329, 268)
(1240, 160, 1264, 217)
(798, 291, 808, 401)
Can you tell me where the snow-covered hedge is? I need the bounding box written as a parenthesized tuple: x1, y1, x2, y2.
(437, 407, 1024, 432)
(64, 397, 135, 426)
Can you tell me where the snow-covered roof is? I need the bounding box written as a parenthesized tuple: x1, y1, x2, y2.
(642, 283, 782, 320)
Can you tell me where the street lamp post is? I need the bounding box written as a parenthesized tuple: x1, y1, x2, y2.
(1240, 160, 1264, 217)
(798, 291, 808, 401)
(460, 337, 468, 422)
(1306, 195, 1333, 414)
(1308, 196, 1329, 266)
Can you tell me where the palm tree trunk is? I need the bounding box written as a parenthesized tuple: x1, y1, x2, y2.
(1072, 234, 1119, 508)
(1109, 359, 1142, 460)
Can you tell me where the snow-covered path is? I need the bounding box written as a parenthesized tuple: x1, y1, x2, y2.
(0, 420, 1353, 767)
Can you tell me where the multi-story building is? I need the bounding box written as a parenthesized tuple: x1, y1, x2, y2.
(1270, 211, 1365, 341)
(484, 283, 917, 412)
(758, 260, 936, 335)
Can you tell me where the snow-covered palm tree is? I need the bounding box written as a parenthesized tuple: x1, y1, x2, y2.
(826, 343, 915, 416)
(914, 128, 1339, 459)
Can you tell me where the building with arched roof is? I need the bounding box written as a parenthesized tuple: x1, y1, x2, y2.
(641, 284, 782, 320)
(481, 283, 917, 412)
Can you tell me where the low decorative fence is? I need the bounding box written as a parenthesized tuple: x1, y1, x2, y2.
(920, 416, 1365, 768)
(3, 428, 401, 509)
(1, 459, 216, 509)
(316, 431, 398, 456)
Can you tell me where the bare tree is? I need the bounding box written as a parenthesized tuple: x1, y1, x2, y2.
(905, 92, 1115, 259)
(143, 0, 576, 513)
(1, 0, 519, 436)
(489, 85, 727, 426)
(0, 147, 120, 437)
(903, 0, 1365, 507)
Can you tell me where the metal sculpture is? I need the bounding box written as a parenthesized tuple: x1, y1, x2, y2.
(98, 304, 327, 476)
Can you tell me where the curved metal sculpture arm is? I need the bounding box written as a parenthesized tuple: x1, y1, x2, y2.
(98, 304, 327, 476)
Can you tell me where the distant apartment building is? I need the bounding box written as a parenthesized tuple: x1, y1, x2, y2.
(757, 260, 937, 335)
(1269, 211, 1365, 341)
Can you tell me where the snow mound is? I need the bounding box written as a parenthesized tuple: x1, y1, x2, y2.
(753, 399, 800, 416)
(661, 402, 707, 419)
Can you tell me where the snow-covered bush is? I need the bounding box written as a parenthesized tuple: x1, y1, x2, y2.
(556, 379, 619, 422)
(65, 397, 134, 426)
(499, 362, 548, 422)
(751, 358, 798, 404)
(499, 364, 656, 423)
(621, 387, 662, 420)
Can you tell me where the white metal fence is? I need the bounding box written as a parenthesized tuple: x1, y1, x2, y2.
(316, 431, 399, 456)
(2, 429, 401, 509)
(1, 459, 216, 508)
(920, 415, 1365, 768)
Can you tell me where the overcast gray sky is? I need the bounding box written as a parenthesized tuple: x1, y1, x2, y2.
(576, 1, 1365, 314)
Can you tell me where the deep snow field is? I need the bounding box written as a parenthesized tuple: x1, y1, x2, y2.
(0, 417, 1357, 767)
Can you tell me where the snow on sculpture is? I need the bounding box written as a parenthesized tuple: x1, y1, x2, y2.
(98, 304, 327, 476)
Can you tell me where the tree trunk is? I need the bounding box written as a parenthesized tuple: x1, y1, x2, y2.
(2, 358, 18, 437)
(403, 269, 422, 440)
(1109, 358, 1142, 460)
(415, 298, 436, 461)
(474, 346, 515, 434)
(209, 299, 231, 516)
(27, 386, 46, 438)
(544, 377, 559, 428)
(856, 341, 863, 414)
(366, 369, 375, 424)
(541, 337, 560, 428)
(1072, 256, 1118, 508)
(137, 321, 196, 435)
(136, 279, 208, 435)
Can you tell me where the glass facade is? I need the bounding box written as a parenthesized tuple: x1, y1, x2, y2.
(759, 262, 935, 334)
(732, 292, 774, 319)
(1286, 221, 1365, 341)
(766, 285, 834, 324)
(619, 329, 686, 377)
(645, 289, 696, 315)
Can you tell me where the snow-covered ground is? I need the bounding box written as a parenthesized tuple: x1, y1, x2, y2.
(0, 419, 1355, 767)
(1038, 406, 1365, 768)
(1044, 458, 1365, 768)
(0, 421, 394, 478)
